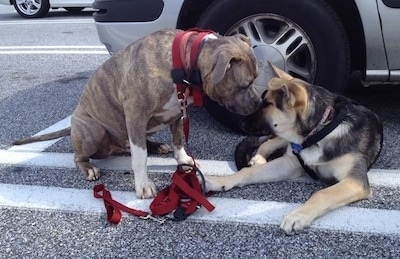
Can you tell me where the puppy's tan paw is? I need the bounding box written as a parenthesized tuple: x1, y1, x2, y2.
(135, 181, 157, 199)
(280, 209, 313, 235)
(248, 154, 267, 166)
(202, 176, 234, 192)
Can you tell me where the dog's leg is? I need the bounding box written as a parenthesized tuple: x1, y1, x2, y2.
(169, 119, 196, 166)
(129, 138, 157, 199)
(249, 137, 288, 166)
(280, 176, 371, 235)
(204, 153, 303, 192)
(71, 116, 112, 181)
(126, 116, 157, 198)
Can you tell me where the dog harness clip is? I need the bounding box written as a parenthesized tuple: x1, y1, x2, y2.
(291, 106, 347, 180)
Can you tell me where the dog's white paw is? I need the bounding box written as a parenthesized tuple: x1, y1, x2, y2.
(135, 180, 157, 199)
(248, 154, 267, 166)
(280, 208, 313, 235)
(202, 175, 234, 192)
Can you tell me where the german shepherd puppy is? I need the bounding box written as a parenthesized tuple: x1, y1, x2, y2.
(203, 63, 383, 235)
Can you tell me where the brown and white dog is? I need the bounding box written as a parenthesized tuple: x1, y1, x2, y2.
(203, 63, 383, 235)
(13, 29, 261, 199)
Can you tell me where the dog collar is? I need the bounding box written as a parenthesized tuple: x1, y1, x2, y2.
(171, 29, 214, 107)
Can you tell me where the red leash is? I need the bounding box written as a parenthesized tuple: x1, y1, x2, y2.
(93, 29, 216, 224)
(94, 165, 214, 224)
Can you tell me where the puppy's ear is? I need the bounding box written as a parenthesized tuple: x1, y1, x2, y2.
(211, 51, 237, 84)
(268, 61, 293, 81)
(268, 78, 297, 107)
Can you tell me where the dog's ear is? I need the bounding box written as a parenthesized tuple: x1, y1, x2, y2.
(268, 78, 297, 107)
(268, 61, 293, 81)
(211, 50, 237, 84)
(234, 33, 252, 47)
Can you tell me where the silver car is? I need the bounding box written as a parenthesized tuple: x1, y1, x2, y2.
(93, 0, 400, 131)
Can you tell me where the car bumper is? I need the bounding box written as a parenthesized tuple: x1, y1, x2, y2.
(0, 0, 11, 5)
(93, 0, 183, 54)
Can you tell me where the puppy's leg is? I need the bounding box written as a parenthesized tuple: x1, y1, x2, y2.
(204, 153, 303, 192)
(280, 175, 371, 235)
(170, 119, 195, 166)
(249, 137, 288, 166)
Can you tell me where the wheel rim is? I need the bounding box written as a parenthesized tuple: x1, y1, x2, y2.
(15, 0, 42, 16)
(227, 14, 317, 93)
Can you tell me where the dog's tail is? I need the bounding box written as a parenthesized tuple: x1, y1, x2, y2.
(12, 127, 71, 145)
(234, 136, 270, 170)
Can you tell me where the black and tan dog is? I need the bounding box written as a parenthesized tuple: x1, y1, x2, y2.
(203, 63, 383, 235)
(12, 29, 261, 199)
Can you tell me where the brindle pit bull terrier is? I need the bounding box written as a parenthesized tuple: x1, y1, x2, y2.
(13, 29, 261, 199)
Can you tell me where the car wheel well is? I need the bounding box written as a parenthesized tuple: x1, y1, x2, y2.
(176, 0, 215, 29)
(325, 0, 366, 74)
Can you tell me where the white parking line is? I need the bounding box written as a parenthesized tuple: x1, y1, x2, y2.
(0, 183, 399, 235)
(3, 117, 400, 235)
(0, 45, 109, 55)
(0, 149, 399, 187)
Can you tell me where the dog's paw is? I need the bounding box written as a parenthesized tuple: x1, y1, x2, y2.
(248, 154, 267, 167)
(147, 140, 172, 154)
(86, 167, 101, 181)
(202, 175, 234, 192)
(280, 208, 313, 235)
(135, 180, 157, 199)
(76, 161, 101, 181)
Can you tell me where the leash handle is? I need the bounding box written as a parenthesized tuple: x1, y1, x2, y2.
(93, 184, 150, 224)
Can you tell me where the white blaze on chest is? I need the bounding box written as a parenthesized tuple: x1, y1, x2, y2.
(146, 91, 182, 133)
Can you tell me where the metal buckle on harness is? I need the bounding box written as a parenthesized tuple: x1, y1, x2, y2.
(139, 214, 167, 224)
(178, 91, 188, 120)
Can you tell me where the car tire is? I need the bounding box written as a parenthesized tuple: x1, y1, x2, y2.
(197, 0, 350, 133)
(13, 0, 50, 18)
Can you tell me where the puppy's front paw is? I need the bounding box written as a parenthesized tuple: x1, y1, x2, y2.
(135, 180, 157, 199)
(76, 161, 101, 181)
(202, 175, 234, 192)
(280, 208, 313, 235)
(248, 154, 267, 166)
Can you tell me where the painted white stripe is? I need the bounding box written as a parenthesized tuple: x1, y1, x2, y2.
(0, 149, 399, 188)
(0, 46, 106, 49)
(9, 116, 72, 152)
(0, 19, 94, 25)
(0, 50, 109, 55)
(0, 183, 399, 235)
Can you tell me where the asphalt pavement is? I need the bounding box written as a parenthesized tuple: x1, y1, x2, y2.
(1, 5, 400, 258)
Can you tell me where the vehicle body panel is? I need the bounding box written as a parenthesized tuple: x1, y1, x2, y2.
(91, 0, 400, 84)
(95, 0, 183, 54)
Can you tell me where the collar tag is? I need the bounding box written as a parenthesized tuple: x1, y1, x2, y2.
(291, 143, 303, 154)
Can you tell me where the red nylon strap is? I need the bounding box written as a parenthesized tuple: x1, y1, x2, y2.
(94, 168, 215, 224)
(172, 30, 211, 106)
(93, 184, 148, 224)
(149, 168, 215, 216)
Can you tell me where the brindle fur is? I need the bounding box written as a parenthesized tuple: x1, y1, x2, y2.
(13, 29, 261, 199)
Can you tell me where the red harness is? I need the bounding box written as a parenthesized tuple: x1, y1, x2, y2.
(94, 29, 215, 224)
